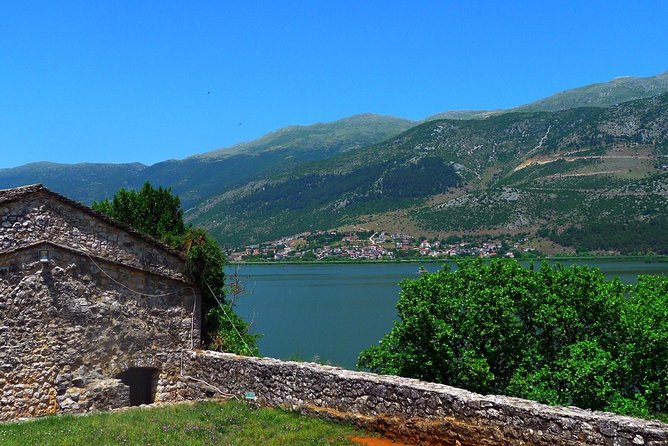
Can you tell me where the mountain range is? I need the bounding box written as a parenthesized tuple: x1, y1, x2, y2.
(2, 71, 668, 254)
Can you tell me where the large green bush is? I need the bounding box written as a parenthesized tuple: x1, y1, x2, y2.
(358, 259, 667, 418)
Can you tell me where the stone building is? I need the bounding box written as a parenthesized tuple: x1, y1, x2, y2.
(0, 184, 201, 420)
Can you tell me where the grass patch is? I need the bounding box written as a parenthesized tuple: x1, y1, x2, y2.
(0, 400, 369, 446)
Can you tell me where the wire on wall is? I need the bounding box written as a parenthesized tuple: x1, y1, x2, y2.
(81, 249, 186, 298)
(80, 249, 199, 348)
(204, 280, 253, 356)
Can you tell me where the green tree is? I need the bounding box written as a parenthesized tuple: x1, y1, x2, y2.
(93, 182, 258, 355)
(358, 259, 667, 418)
(92, 182, 186, 244)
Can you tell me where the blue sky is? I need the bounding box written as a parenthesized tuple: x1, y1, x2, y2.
(1, 1, 667, 168)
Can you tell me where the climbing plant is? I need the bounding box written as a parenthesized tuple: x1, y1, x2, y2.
(93, 182, 258, 355)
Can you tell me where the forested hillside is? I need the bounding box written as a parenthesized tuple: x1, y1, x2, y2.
(0, 162, 146, 204)
(190, 93, 668, 252)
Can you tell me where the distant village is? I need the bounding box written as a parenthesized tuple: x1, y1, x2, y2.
(226, 230, 535, 262)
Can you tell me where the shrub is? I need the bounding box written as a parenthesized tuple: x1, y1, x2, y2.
(359, 259, 667, 418)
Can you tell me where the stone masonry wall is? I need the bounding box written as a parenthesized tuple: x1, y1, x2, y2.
(0, 190, 186, 281)
(0, 245, 200, 421)
(181, 351, 668, 446)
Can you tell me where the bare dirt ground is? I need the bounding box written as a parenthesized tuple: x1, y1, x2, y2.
(351, 436, 412, 446)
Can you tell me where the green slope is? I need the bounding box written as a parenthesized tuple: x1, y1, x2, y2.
(0, 162, 147, 203)
(0, 114, 414, 207)
(141, 114, 415, 208)
(424, 70, 668, 121)
(191, 93, 668, 251)
(198, 113, 415, 158)
(516, 71, 668, 112)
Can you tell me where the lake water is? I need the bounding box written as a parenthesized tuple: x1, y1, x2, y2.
(230, 260, 668, 370)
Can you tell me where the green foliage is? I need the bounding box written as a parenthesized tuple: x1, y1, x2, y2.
(181, 228, 258, 355)
(301, 250, 317, 261)
(393, 249, 422, 260)
(620, 275, 668, 415)
(206, 303, 260, 356)
(93, 182, 258, 356)
(380, 158, 460, 197)
(549, 216, 668, 255)
(358, 259, 667, 418)
(182, 228, 226, 302)
(92, 182, 185, 245)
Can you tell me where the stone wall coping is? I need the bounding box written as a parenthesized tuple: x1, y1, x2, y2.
(0, 184, 185, 262)
(190, 350, 668, 436)
(0, 239, 196, 287)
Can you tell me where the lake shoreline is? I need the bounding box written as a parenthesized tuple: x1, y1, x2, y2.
(230, 255, 668, 266)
